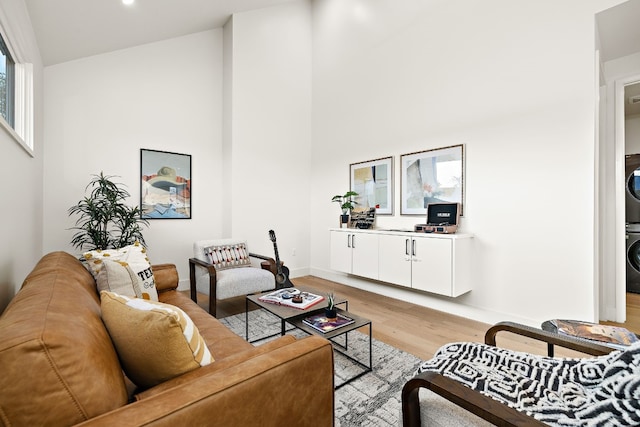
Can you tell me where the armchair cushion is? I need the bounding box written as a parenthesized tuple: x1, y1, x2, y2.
(215, 267, 274, 300)
(416, 341, 640, 426)
(192, 238, 275, 299)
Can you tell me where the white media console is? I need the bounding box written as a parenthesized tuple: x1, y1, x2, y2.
(329, 228, 473, 298)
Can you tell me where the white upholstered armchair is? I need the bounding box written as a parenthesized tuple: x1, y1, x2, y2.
(190, 239, 276, 317)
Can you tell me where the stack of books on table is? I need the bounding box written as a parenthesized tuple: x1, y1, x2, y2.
(303, 312, 355, 333)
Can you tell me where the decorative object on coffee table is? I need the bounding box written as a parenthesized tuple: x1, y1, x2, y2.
(325, 292, 337, 319)
(332, 191, 358, 228)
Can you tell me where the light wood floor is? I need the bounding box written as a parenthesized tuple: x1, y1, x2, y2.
(601, 292, 640, 332)
(191, 276, 640, 361)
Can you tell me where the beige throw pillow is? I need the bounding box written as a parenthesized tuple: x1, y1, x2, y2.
(84, 242, 158, 301)
(100, 291, 213, 389)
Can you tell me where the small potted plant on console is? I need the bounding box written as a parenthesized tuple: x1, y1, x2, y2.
(325, 292, 337, 320)
(331, 191, 358, 228)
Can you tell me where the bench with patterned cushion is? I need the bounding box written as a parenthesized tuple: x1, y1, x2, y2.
(412, 340, 640, 426)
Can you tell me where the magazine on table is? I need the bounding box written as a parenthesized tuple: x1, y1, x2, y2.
(303, 312, 355, 333)
(552, 319, 639, 348)
(258, 288, 324, 310)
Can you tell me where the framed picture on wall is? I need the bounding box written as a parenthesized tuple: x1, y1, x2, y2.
(400, 145, 464, 216)
(140, 149, 192, 219)
(350, 156, 393, 215)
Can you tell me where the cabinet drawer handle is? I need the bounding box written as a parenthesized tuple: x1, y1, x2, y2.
(347, 234, 351, 248)
(351, 234, 355, 248)
(405, 239, 410, 255)
(412, 239, 416, 256)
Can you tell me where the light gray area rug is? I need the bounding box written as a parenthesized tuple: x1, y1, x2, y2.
(219, 309, 422, 427)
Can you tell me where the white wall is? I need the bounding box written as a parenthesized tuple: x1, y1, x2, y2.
(309, 0, 624, 326)
(41, 2, 312, 288)
(42, 30, 224, 285)
(0, 0, 43, 312)
(223, 2, 313, 272)
(18, 0, 633, 327)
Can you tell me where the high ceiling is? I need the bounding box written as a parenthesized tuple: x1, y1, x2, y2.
(23, 0, 640, 116)
(24, 0, 300, 66)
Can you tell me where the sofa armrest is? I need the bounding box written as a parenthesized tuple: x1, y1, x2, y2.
(402, 371, 547, 427)
(485, 321, 614, 356)
(152, 264, 179, 293)
(76, 335, 335, 427)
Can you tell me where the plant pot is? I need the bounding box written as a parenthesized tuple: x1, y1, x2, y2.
(340, 214, 349, 228)
(325, 308, 337, 320)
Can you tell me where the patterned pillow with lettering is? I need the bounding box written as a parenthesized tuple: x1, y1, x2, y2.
(84, 242, 158, 301)
(203, 243, 251, 270)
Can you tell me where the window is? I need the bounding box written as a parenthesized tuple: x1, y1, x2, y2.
(0, 24, 33, 155)
(0, 33, 14, 127)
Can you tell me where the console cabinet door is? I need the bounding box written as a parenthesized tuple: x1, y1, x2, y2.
(378, 234, 412, 287)
(351, 232, 379, 279)
(330, 230, 352, 274)
(411, 237, 452, 296)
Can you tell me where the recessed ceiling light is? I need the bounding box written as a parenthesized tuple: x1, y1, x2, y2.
(122, 0, 134, 5)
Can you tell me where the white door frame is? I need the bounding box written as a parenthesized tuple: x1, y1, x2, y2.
(614, 73, 640, 322)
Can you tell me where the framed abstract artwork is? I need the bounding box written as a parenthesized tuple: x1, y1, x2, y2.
(400, 145, 464, 216)
(140, 149, 191, 219)
(349, 156, 393, 215)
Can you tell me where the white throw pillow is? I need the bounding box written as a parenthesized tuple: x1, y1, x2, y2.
(84, 242, 158, 301)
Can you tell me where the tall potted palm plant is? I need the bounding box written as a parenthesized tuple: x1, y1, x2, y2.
(68, 172, 149, 251)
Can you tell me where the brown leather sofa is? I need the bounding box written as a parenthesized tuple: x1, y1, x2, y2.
(0, 251, 335, 426)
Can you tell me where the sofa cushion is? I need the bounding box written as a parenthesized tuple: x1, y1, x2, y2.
(0, 252, 128, 426)
(84, 242, 158, 301)
(159, 289, 254, 359)
(101, 291, 213, 389)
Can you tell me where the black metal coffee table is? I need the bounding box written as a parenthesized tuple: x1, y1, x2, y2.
(246, 287, 372, 388)
(245, 286, 348, 342)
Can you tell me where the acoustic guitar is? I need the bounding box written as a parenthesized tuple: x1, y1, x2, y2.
(268, 229, 294, 289)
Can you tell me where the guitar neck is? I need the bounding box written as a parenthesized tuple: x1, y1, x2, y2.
(272, 242, 282, 271)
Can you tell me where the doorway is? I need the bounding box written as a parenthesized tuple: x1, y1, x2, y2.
(596, 0, 640, 325)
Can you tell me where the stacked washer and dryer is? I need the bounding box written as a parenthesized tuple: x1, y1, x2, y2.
(626, 154, 640, 293)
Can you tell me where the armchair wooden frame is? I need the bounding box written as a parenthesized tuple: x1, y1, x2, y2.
(189, 252, 276, 317)
(401, 321, 615, 427)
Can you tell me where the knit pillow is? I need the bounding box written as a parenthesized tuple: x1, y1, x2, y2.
(84, 242, 158, 301)
(100, 291, 213, 389)
(203, 243, 251, 270)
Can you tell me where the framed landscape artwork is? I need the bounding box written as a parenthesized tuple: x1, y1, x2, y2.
(350, 156, 393, 215)
(140, 149, 192, 219)
(400, 145, 464, 216)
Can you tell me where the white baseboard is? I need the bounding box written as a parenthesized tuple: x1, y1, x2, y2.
(309, 267, 541, 328)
